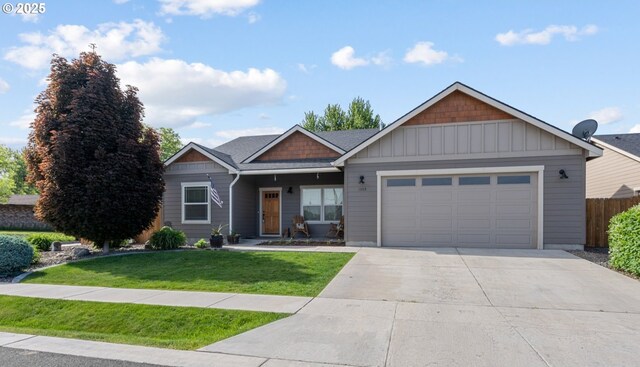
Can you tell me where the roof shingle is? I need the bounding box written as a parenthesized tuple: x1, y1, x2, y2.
(595, 133, 640, 158)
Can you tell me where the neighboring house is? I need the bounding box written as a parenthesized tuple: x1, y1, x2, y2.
(164, 82, 602, 250)
(587, 133, 640, 198)
(0, 194, 50, 230)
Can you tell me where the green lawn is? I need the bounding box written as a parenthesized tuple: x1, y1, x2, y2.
(0, 295, 286, 350)
(24, 251, 354, 296)
(0, 230, 74, 241)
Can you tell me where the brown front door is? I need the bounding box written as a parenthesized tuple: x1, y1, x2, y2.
(262, 190, 280, 235)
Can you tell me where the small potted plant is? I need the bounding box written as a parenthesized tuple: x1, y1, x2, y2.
(226, 230, 241, 244)
(210, 224, 227, 248)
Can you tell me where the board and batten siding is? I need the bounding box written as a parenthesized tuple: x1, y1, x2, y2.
(586, 147, 640, 198)
(351, 120, 582, 163)
(164, 161, 231, 242)
(344, 155, 586, 247)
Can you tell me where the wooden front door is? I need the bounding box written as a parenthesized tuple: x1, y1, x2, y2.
(262, 190, 280, 235)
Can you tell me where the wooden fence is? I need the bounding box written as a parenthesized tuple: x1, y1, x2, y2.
(133, 209, 163, 244)
(586, 197, 640, 248)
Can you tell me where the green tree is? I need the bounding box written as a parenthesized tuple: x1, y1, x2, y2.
(300, 97, 383, 132)
(158, 127, 183, 161)
(12, 149, 38, 195)
(26, 52, 165, 254)
(0, 145, 16, 203)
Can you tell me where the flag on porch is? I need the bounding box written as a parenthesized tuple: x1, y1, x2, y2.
(207, 174, 223, 208)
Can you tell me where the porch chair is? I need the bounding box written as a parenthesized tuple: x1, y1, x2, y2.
(326, 215, 344, 238)
(291, 215, 310, 238)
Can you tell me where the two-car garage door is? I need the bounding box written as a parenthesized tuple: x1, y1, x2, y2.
(381, 172, 538, 248)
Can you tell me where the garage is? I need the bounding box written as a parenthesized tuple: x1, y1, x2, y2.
(380, 169, 540, 248)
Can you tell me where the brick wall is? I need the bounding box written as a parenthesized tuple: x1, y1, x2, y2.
(0, 205, 51, 230)
(256, 131, 340, 161)
(404, 90, 514, 126)
(175, 149, 211, 163)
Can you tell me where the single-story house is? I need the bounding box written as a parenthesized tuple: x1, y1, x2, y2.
(0, 194, 50, 230)
(163, 82, 602, 250)
(587, 133, 640, 198)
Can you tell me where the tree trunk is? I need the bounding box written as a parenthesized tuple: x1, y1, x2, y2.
(103, 240, 109, 254)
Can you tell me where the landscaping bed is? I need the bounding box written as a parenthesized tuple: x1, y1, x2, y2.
(569, 248, 639, 280)
(258, 239, 345, 246)
(0, 295, 287, 350)
(22, 251, 354, 296)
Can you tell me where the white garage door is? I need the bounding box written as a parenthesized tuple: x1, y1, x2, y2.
(381, 173, 537, 248)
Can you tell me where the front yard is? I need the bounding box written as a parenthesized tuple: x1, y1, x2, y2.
(0, 295, 286, 350)
(23, 250, 354, 297)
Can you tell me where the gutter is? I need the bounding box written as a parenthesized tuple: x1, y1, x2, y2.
(228, 173, 241, 232)
(238, 167, 340, 175)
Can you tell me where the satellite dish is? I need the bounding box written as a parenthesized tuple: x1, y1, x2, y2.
(572, 119, 598, 142)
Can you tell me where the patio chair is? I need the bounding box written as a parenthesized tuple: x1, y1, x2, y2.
(291, 215, 310, 238)
(326, 215, 344, 238)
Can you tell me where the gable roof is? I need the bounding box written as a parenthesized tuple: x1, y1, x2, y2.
(164, 142, 238, 172)
(242, 125, 346, 163)
(333, 82, 603, 166)
(592, 134, 640, 163)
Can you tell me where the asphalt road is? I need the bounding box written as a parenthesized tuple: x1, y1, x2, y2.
(0, 347, 164, 367)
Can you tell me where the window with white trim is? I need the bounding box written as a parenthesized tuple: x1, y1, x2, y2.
(301, 187, 343, 222)
(182, 183, 210, 224)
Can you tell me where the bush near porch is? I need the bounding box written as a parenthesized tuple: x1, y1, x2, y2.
(609, 204, 640, 276)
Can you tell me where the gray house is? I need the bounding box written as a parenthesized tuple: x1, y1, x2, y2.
(163, 82, 602, 249)
(587, 134, 640, 198)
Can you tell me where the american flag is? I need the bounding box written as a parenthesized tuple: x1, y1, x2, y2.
(207, 174, 223, 208)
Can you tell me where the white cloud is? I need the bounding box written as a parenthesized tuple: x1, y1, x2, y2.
(0, 136, 28, 146)
(117, 58, 287, 127)
(20, 13, 39, 23)
(496, 24, 598, 46)
(630, 125, 640, 133)
(297, 63, 316, 74)
(331, 46, 369, 70)
(4, 19, 165, 70)
(0, 78, 9, 94)
(247, 11, 261, 24)
(158, 0, 260, 18)
(404, 42, 457, 66)
(371, 51, 392, 67)
(185, 121, 212, 129)
(588, 107, 623, 125)
(8, 112, 35, 129)
(114, 0, 130, 3)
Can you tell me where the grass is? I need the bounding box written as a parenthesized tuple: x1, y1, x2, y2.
(0, 230, 72, 240)
(0, 295, 286, 350)
(24, 251, 354, 297)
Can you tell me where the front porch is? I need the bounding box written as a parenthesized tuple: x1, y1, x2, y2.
(231, 171, 344, 239)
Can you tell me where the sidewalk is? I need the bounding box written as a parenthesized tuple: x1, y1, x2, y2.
(0, 283, 311, 313)
(1, 332, 352, 367)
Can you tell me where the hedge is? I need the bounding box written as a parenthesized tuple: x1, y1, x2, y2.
(609, 204, 640, 276)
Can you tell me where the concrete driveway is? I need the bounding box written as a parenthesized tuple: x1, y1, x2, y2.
(203, 248, 640, 367)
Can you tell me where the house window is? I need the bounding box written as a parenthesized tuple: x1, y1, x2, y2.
(387, 178, 416, 187)
(301, 186, 343, 222)
(182, 183, 210, 224)
(422, 177, 452, 186)
(459, 176, 491, 185)
(497, 175, 531, 184)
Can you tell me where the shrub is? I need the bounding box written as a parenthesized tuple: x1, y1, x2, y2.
(31, 247, 41, 265)
(0, 235, 34, 277)
(609, 204, 640, 276)
(194, 239, 208, 249)
(148, 226, 186, 250)
(26, 233, 76, 251)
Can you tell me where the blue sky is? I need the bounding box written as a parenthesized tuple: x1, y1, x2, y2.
(1, 0, 639, 148)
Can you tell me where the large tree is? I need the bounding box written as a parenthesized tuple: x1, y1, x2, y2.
(26, 52, 164, 253)
(300, 97, 383, 132)
(0, 145, 16, 203)
(157, 127, 182, 161)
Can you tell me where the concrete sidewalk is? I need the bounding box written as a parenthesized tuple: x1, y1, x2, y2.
(1, 332, 353, 367)
(0, 283, 311, 313)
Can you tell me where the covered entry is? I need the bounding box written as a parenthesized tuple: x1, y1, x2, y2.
(378, 167, 543, 249)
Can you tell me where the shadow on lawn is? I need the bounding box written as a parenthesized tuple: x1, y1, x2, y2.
(26, 251, 322, 286)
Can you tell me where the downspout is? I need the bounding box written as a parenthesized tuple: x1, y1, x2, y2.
(229, 172, 241, 233)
